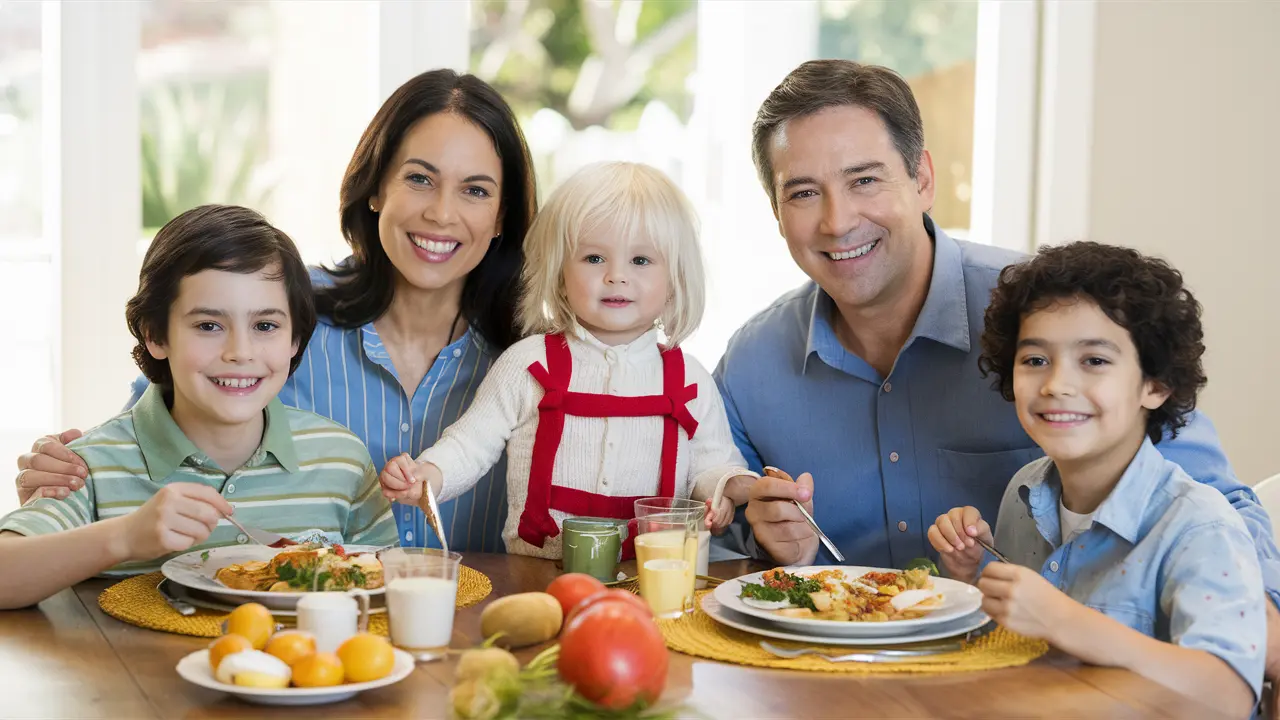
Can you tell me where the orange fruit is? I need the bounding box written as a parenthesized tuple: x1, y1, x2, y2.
(225, 603, 274, 650)
(208, 634, 253, 672)
(264, 630, 317, 667)
(336, 633, 395, 683)
(291, 652, 345, 687)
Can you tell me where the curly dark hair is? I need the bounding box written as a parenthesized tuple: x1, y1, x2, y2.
(978, 241, 1206, 443)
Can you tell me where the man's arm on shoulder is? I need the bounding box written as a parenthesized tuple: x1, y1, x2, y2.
(1161, 410, 1280, 609)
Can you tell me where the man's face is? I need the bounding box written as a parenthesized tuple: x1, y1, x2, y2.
(768, 105, 936, 312)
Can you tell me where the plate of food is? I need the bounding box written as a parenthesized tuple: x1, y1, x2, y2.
(699, 592, 991, 646)
(162, 543, 386, 611)
(176, 647, 414, 706)
(712, 565, 983, 637)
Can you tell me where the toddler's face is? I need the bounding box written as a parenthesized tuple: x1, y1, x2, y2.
(562, 222, 669, 346)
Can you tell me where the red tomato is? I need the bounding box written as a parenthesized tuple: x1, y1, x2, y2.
(545, 574, 606, 619)
(566, 589, 652, 625)
(558, 599, 668, 709)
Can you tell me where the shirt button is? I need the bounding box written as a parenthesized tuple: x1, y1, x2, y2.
(1049, 561, 1060, 572)
(226, 484, 235, 494)
(897, 521, 907, 532)
(452, 348, 461, 358)
(400, 422, 410, 433)
(889, 452, 900, 463)
(405, 531, 414, 543)
(883, 381, 892, 393)
(236, 534, 248, 544)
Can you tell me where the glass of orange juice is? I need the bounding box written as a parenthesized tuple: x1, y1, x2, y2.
(633, 498, 704, 618)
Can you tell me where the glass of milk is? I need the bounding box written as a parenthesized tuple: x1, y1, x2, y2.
(380, 547, 462, 662)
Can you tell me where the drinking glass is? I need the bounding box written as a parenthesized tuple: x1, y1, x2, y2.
(380, 547, 461, 662)
(561, 517, 623, 582)
(633, 498, 704, 618)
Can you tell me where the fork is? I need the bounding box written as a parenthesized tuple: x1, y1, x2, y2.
(758, 640, 961, 662)
(221, 513, 295, 547)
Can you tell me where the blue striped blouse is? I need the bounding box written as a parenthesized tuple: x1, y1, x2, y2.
(126, 266, 509, 552)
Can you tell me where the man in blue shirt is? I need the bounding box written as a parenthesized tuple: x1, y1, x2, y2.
(715, 58, 1280, 684)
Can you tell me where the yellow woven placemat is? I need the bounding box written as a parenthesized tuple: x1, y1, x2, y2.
(98, 568, 492, 639)
(657, 591, 1048, 674)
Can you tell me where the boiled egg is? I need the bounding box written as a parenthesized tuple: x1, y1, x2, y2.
(214, 649, 292, 688)
(889, 589, 939, 612)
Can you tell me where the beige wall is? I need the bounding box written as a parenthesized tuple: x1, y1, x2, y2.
(1086, 0, 1280, 484)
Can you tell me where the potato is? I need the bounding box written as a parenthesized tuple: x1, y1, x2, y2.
(455, 647, 520, 684)
(479, 592, 563, 648)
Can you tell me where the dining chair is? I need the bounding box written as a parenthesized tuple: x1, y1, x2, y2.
(1255, 473, 1280, 545)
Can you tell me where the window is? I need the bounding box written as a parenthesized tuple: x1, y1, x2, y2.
(0, 1, 50, 516)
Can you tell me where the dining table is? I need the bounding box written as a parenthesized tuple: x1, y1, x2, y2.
(0, 553, 1231, 719)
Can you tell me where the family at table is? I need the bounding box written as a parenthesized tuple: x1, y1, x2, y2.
(6, 58, 1278, 717)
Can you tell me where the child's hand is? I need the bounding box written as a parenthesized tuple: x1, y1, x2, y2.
(379, 453, 423, 503)
(927, 505, 990, 583)
(704, 496, 735, 535)
(118, 483, 233, 561)
(977, 562, 1074, 641)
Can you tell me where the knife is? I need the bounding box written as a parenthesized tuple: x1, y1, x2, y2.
(156, 579, 196, 616)
(764, 467, 845, 562)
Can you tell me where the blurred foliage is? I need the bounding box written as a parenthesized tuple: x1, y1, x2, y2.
(818, 0, 977, 77)
(470, 0, 696, 131)
(139, 73, 274, 229)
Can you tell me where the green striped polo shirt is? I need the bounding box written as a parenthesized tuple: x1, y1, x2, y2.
(0, 384, 398, 575)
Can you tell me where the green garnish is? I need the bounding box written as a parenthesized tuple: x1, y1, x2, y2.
(740, 571, 823, 610)
(906, 557, 940, 577)
(200, 550, 210, 562)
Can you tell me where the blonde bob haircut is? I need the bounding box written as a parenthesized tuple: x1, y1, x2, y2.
(518, 161, 706, 348)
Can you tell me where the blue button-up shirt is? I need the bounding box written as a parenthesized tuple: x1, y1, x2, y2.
(714, 217, 1280, 609)
(994, 438, 1265, 704)
(127, 265, 509, 552)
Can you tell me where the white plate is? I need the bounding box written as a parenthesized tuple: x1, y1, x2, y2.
(713, 565, 983, 637)
(700, 592, 991, 647)
(176, 648, 414, 705)
(161, 545, 386, 611)
(165, 580, 386, 617)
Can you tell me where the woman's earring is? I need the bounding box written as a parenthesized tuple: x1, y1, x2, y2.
(369, 202, 377, 213)
(491, 233, 502, 244)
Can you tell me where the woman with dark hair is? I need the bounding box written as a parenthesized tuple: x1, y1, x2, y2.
(15, 69, 537, 553)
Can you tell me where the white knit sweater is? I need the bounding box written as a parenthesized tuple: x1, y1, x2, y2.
(420, 328, 754, 559)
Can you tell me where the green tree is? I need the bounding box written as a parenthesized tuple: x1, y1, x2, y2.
(471, 0, 697, 131)
(818, 0, 977, 78)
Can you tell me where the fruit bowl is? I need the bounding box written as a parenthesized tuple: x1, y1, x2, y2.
(176, 648, 415, 706)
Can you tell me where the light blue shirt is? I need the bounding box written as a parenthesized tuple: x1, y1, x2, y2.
(714, 216, 1280, 610)
(994, 438, 1266, 705)
(126, 265, 508, 552)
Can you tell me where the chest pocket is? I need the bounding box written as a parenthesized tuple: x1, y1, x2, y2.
(933, 446, 1044, 521)
(1087, 603, 1155, 636)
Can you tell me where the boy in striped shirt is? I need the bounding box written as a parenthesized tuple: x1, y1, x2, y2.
(0, 205, 396, 609)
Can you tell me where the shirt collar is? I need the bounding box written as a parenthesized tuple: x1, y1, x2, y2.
(1018, 437, 1165, 546)
(132, 384, 204, 483)
(802, 214, 971, 373)
(570, 326, 661, 358)
(132, 384, 300, 480)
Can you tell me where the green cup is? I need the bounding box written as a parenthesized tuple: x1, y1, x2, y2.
(561, 517, 623, 582)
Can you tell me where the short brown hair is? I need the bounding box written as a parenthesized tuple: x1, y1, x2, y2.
(752, 59, 924, 208)
(978, 242, 1206, 444)
(126, 205, 316, 386)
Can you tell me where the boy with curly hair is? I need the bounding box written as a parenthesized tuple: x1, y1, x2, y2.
(927, 242, 1265, 717)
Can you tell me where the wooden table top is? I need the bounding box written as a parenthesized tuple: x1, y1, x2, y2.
(0, 554, 1228, 719)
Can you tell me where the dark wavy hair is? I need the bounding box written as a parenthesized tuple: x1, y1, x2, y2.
(978, 241, 1206, 443)
(315, 69, 536, 351)
(126, 205, 316, 386)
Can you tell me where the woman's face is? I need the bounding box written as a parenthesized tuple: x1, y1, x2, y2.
(370, 112, 504, 295)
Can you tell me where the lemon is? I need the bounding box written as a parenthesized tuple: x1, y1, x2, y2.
(264, 630, 316, 667)
(225, 603, 274, 650)
(208, 634, 253, 673)
(336, 633, 395, 683)
(292, 652, 345, 687)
